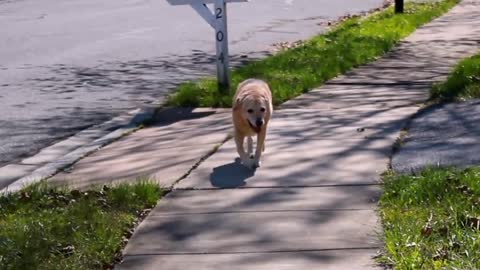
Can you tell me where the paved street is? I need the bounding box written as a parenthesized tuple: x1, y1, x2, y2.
(0, 0, 383, 166)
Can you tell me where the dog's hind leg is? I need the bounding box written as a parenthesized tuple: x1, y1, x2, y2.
(247, 136, 253, 157)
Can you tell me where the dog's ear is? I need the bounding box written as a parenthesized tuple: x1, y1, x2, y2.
(233, 97, 242, 111)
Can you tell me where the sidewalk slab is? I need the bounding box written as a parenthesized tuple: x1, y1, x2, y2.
(393, 99, 480, 174)
(119, 187, 381, 269)
(176, 138, 392, 189)
(121, 186, 381, 255)
(49, 109, 231, 188)
(123, 210, 379, 254)
(153, 186, 381, 213)
(281, 83, 428, 110)
(47, 105, 416, 189)
(269, 107, 417, 141)
(118, 249, 381, 270)
(49, 143, 222, 189)
(176, 106, 418, 189)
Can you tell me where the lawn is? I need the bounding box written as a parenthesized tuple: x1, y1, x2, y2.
(168, 0, 459, 108)
(431, 53, 480, 102)
(379, 167, 480, 269)
(0, 182, 163, 270)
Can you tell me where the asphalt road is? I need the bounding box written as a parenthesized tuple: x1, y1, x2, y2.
(0, 0, 383, 166)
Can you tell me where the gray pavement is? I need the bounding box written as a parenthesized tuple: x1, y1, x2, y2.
(0, 0, 384, 167)
(175, 107, 417, 189)
(3, 0, 480, 268)
(48, 108, 232, 189)
(392, 99, 480, 174)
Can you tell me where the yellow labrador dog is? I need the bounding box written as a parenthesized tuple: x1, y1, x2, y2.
(232, 79, 273, 168)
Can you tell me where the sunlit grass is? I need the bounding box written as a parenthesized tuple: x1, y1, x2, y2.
(431, 53, 480, 102)
(0, 182, 163, 270)
(379, 168, 480, 269)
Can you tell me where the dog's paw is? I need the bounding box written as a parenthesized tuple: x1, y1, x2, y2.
(252, 159, 261, 168)
(241, 158, 253, 168)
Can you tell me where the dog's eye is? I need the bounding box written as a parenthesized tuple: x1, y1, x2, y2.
(260, 107, 266, 112)
(247, 109, 253, 114)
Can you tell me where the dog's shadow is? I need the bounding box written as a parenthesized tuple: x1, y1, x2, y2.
(210, 158, 255, 188)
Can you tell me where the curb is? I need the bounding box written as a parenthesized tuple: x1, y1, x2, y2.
(0, 106, 158, 194)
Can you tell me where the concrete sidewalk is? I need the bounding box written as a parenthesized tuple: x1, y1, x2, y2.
(49, 107, 232, 189)
(393, 99, 480, 174)
(44, 0, 480, 268)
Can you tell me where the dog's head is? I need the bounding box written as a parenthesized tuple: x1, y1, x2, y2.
(234, 95, 270, 133)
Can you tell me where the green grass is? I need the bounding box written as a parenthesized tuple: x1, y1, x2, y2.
(0, 182, 163, 270)
(379, 167, 480, 269)
(168, 0, 459, 107)
(431, 53, 480, 102)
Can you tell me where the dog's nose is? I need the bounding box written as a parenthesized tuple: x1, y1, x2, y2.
(256, 119, 264, 127)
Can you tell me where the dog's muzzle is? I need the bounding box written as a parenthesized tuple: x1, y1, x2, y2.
(249, 120, 262, 133)
(256, 119, 264, 127)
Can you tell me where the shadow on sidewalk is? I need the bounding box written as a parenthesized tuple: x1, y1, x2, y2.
(151, 107, 218, 127)
(210, 158, 255, 188)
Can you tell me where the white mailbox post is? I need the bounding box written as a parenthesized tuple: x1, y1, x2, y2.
(167, 0, 248, 90)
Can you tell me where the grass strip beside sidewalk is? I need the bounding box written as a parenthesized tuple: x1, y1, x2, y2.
(169, 0, 459, 108)
(431, 53, 480, 102)
(379, 168, 480, 269)
(380, 42, 480, 268)
(0, 182, 163, 270)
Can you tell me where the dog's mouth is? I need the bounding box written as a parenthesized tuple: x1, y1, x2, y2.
(248, 121, 262, 133)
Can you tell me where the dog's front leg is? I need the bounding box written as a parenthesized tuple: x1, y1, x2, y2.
(253, 129, 267, 168)
(234, 133, 251, 166)
(247, 136, 253, 157)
